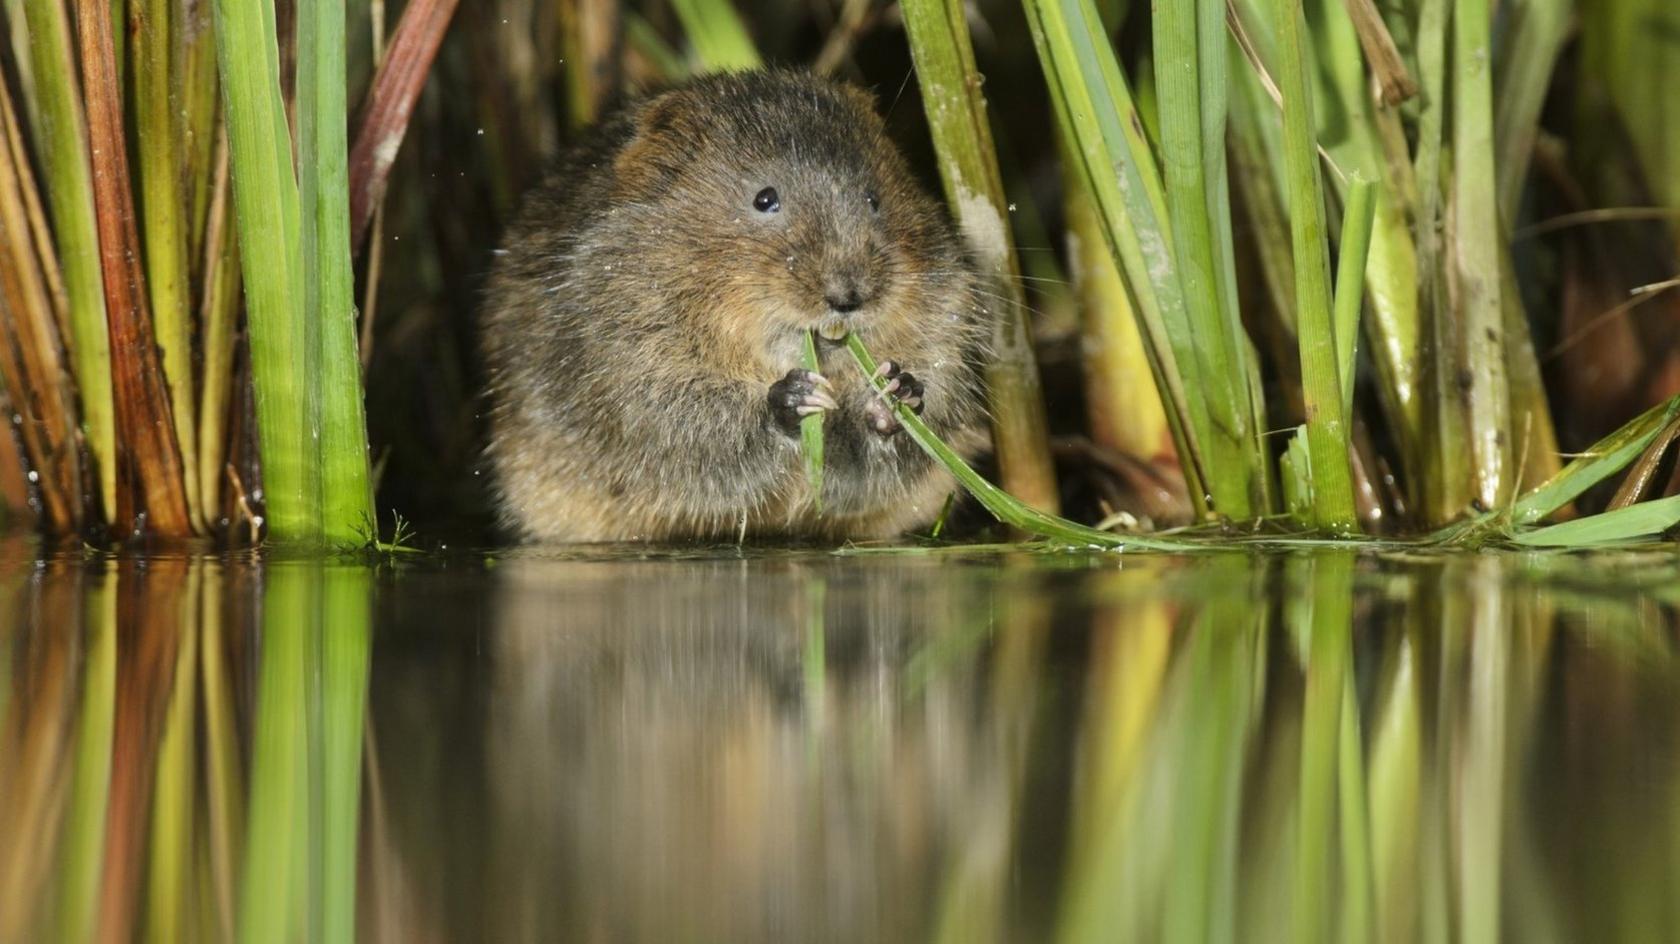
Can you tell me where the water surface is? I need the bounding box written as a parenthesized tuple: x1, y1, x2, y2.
(2, 540, 1678, 942)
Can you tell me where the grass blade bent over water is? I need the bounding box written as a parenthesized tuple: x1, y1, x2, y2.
(844, 333, 1189, 550)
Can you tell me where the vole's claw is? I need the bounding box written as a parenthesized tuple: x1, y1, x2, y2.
(769, 368, 834, 435)
(867, 362, 925, 437)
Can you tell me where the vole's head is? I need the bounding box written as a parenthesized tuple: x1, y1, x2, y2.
(609, 70, 966, 346)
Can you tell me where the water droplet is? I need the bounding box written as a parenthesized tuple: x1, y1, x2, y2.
(25, 470, 38, 483)
(1007, 203, 1017, 212)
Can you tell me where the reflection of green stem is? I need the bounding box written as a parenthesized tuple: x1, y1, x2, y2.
(1459, 559, 1507, 944)
(54, 575, 116, 944)
(320, 566, 373, 944)
(202, 565, 244, 941)
(1336, 672, 1373, 943)
(146, 566, 202, 943)
(802, 577, 825, 731)
(240, 567, 312, 944)
(1293, 553, 1354, 943)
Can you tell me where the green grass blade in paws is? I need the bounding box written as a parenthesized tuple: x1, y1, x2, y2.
(800, 330, 824, 513)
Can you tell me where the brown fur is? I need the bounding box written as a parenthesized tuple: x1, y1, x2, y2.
(481, 69, 991, 543)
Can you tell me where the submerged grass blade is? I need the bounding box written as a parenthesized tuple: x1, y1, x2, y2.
(800, 330, 824, 512)
(299, 0, 376, 544)
(21, 0, 116, 517)
(845, 333, 1191, 550)
(903, 0, 1060, 514)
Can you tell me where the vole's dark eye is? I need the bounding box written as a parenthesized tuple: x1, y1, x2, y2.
(752, 187, 781, 214)
(866, 192, 880, 213)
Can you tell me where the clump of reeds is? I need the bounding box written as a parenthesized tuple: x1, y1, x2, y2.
(2, 0, 1677, 548)
(0, 0, 455, 545)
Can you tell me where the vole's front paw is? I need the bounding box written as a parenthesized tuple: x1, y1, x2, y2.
(865, 361, 925, 438)
(769, 368, 837, 435)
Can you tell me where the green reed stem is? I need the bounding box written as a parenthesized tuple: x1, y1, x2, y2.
(1274, 0, 1356, 531)
(299, 0, 377, 544)
(1152, 0, 1266, 517)
(903, 0, 1061, 515)
(1334, 180, 1377, 417)
(1020, 0, 1211, 517)
(214, 0, 318, 541)
(20, 0, 116, 516)
(1452, 0, 1513, 513)
(135, 0, 205, 529)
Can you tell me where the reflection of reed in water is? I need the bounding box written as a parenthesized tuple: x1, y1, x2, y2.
(3, 551, 1680, 943)
(0, 552, 370, 944)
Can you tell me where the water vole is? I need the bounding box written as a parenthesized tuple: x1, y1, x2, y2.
(481, 69, 990, 542)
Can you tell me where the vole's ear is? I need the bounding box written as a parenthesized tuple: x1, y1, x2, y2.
(837, 83, 880, 117)
(612, 91, 696, 198)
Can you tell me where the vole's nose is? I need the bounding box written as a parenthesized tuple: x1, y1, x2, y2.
(825, 287, 864, 313)
(823, 274, 874, 314)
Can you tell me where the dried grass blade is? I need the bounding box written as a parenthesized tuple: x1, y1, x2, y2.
(0, 71, 82, 531)
(348, 0, 460, 252)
